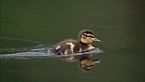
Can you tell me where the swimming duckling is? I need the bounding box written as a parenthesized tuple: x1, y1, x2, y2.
(80, 56, 101, 71)
(51, 29, 101, 56)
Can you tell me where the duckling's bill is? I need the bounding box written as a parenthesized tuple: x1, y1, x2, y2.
(92, 38, 101, 42)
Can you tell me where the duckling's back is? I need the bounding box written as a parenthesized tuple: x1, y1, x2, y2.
(51, 39, 80, 55)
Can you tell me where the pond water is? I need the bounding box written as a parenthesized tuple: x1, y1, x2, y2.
(0, 0, 145, 82)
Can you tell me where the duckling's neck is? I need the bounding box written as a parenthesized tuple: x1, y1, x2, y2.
(79, 41, 94, 51)
(79, 41, 90, 49)
(79, 41, 89, 46)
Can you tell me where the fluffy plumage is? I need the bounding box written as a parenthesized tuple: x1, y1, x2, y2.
(51, 29, 101, 55)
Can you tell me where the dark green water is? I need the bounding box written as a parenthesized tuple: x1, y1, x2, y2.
(0, 0, 145, 82)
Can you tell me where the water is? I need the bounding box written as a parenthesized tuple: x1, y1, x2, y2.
(0, 0, 145, 82)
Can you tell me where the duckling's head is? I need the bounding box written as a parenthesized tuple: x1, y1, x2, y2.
(79, 29, 101, 44)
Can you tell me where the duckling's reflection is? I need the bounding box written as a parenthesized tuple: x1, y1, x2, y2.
(62, 54, 101, 71)
(79, 55, 101, 71)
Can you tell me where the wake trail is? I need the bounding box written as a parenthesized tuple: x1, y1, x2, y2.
(0, 48, 103, 59)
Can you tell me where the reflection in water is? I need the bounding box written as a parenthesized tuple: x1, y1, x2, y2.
(80, 56, 101, 71)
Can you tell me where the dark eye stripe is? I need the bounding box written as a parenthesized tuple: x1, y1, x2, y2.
(84, 65, 94, 68)
(84, 35, 94, 38)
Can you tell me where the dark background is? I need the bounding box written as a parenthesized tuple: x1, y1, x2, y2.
(0, 0, 145, 82)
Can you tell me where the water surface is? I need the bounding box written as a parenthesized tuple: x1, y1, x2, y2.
(0, 0, 145, 82)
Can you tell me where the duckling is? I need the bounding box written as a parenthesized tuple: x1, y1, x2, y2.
(51, 29, 101, 56)
(80, 56, 101, 71)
